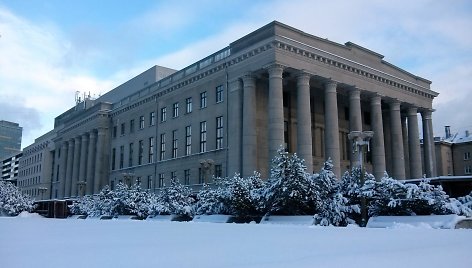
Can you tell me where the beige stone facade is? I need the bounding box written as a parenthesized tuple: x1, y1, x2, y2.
(18, 21, 440, 199)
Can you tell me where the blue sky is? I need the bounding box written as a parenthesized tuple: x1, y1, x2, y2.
(0, 0, 471, 148)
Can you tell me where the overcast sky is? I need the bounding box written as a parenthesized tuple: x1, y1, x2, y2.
(1, 0, 471, 149)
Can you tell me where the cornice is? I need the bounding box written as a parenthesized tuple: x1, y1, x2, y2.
(274, 36, 439, 100)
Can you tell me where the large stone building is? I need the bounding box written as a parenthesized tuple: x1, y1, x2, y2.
(19, 21, 439, 200)
(0, 120, 22, 160)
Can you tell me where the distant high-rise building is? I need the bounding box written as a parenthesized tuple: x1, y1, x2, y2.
(0, 120, 23, 160)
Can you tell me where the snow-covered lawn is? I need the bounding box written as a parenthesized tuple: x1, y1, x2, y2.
(1, 215, 471, 268)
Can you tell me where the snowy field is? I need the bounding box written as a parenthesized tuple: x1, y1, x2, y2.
(1, 215, 471, 268)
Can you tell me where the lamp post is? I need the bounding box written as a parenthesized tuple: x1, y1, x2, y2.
(348, 130, 374, 227)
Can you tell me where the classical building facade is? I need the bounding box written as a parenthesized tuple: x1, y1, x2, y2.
(19, 21, 439, 199)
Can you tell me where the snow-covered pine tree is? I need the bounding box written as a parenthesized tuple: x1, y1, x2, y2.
(313, 159, 359, 226)
(158, 178, 194, 217)
(226, 172, 265, 218)
(263, 148, 316, 215)
(0, 181, 35, 216)
(194, 183, 229, 215)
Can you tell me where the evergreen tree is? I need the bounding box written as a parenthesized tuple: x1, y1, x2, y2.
(158, 178, 194, 216)
(0, 181, 35, 216)
(264, 148, 316, 215)
(226, 172, 265, 217)
(194, 183, 229, 215)
(313, 160, 358, 226)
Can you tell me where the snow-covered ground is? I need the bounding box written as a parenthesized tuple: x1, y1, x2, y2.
(1, 215, 471, 268)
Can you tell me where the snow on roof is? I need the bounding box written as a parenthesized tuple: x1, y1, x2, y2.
(438, 128, 472, 144)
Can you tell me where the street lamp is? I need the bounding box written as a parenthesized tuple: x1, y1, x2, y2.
(348, 130, 374, 227)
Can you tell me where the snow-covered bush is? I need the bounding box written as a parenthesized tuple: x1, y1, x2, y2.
(194, 183, 229, 215)
(361, 175, 459, 217)
(0, 181, 35, 216)
(157, 178, 194, 217)
(225, 172, 265, 217)
(263, 149, 316, 215)
(313, 160, 359, 226)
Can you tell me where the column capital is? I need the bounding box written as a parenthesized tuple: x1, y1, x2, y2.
(295, 70, 311, 85)
(89, 130, 97, 138)
(389, 99, 401, 111)
(324, 79, 337, 91)
(265, 63, 284, 78)
(241, 72, 256, 83)
(349, 87, 361, 99)
(407, 106, 418, 116)
(370, 93, 383, 103)
(421, 109, 433, 119)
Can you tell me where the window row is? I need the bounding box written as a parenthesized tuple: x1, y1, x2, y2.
(19, 164, 42, 177)
(20, 153, 43, 166)
(18, 176, 41, 187)
(110, 117, 223, 170)
(160, 85, 224, 123)
(112, 112, 156, 138)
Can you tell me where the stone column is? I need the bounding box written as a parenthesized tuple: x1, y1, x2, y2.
(86, 131, 96, 195)
(242, 73, 257, 177)
(401, 115, 410, 179)
(370, 95, 386, 180)
(267, 64, 285, 165)
(64, 140, 74, 198)
(324, 80, 341, 178)
(94, 128, 106, 193)
(71, 136, 81, 197)
(422, 109, 437, 177)
(349, 87, 362, 168)
(58, 142, 68, 198)
(296, 71, 313, 173)
(389, 100, 406, 179)
(227, 79, 243, 177)
(408, 107, 423, 179)
(78, 133, 88, 196)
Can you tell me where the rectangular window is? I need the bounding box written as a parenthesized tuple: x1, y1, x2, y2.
(465, 166, 472, 174)
(120, 123, 125, 136)
(130, 119, 135, 133)
(200, 91, 207, 109)
(216, 116, 223, 149)
(184, 169, 190, 185)
(149, 137, 155, 163)
(216, 85, 223, 103)
(172, 130, 178, 158)
(214, 164, 222, 178)
(465, 152, 471, 160)
(185, 125, 192, 156)
(171, 171, 177, 181)
(160, 133, 166, 161)
(111, 148, 116, 170)
(150, 112, 156, 126)
(186, 97, 192, 113)
(158, 174, 165, 188)
(128, 143, 134, 167)
(136, 177, 141, 186)
(147, 175, 153, 190)
(138, 140, 144, 165)
(113, 126, 117, 138)
(200, 121, 207, 153)
(161, 107, 167, 122)
(119, 145, 124, 169)
(198, 168, 205, 184)
(173, 102, 179, 118)
(139, 116, 145, 129)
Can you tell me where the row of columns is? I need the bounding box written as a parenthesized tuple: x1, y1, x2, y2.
(241, 64, 437, 180)
(58, 128, 106, 198)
